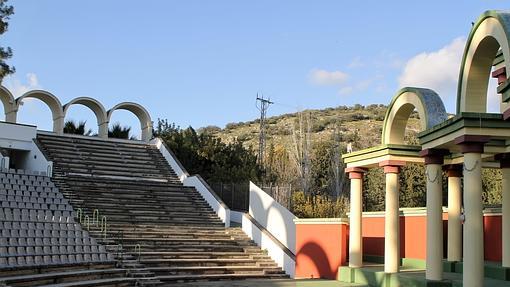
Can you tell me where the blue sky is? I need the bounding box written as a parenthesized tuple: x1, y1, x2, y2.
(2, 1, 509, 137)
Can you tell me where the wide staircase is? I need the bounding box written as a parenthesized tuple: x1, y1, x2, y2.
(36, 134, 288, 286)
(0, 168, 134, 287)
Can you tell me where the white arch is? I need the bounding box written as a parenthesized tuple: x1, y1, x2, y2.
(382, 87, 447, 145)
(0, 86, 16, 122)
(15, 90, 64, 133)
(63, 97, 108, 138)
(107, 102, 153, 141)
(457, 11, 510, 113)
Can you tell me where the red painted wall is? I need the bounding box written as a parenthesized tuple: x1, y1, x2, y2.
(484, 215, 502, 261)
(294, 212, 503, 279)
(295, 222, 348, 279)
(362, 212, 500, 261)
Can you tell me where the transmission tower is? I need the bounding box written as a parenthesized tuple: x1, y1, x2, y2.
(256, 94, 273, 167)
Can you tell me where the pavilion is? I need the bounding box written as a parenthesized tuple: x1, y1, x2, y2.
(342, 10, 510, 287)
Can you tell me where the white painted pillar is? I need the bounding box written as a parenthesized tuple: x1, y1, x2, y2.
(379, 162, 403, 274)
(462, 151, 484, 287)
(446, 166, 462, 262)
(426, 163, 443, 280)
(420, 149, 446, 281)
(455, 136, 488, 287)
(346, 167, 365, 268)
(501, 165, 510, 267)
(5, 110, 17, 123)
(53, 116, 65, 135)
(98, 122, 109, 138)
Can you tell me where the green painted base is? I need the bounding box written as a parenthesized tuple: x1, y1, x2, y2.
(449, 261, 510, 281)
(339, 259, 510, 286)
(338, 265, 450, 287)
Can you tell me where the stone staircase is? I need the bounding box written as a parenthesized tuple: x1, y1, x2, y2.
(36, 134, 288, 286)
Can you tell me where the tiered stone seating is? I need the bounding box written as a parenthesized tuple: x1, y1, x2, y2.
(37, 134, 288, 285)
(0, 169, 134, 287)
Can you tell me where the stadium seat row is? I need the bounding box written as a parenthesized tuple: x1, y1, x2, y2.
(1, 236, 97, 247)
(0, 253, 113, 267)
(1, 221, 79, 231)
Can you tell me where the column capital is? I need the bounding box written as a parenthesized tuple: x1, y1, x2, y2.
(419, 148, 449, 165)
(345, 167, 367, 179)
(379, 160, 405, 174)
(443, 164, 462, 177)
(454, 135, 490, 154)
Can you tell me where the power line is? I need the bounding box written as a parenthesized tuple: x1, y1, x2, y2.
(255, 94, 273, 168)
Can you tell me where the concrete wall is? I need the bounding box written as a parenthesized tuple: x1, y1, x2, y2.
(230, 210, 244, 224)
(249, 182, 296, 254)
(294, 218, 348, 280)
(0, 122, 52, 175)
(242, 213, 295, 277)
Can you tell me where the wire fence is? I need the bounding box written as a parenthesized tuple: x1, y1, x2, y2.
(209, 182, 293, 212)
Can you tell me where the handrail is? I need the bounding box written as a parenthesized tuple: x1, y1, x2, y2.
(135, 244, 141, 261)
(93, 209, 100, 226)
(84, 215, 90, 230)
(244, 213, 296, 260)
(100, 216, 107, 240)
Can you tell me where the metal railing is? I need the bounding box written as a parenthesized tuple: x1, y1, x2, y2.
(209, 182, 293, 212)
(76, 208, 108, 239)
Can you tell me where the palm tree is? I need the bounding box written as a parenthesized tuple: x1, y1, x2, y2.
(64, 120, 92, 136)
(109, 123, 136, 140)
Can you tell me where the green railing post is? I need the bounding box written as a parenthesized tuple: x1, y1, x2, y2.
(101, 216, 107, 240)
(93, 209, 100, 226)
(84, 215, 90, 230)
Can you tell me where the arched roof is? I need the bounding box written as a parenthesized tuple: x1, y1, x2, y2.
(107, 102, 153, 141)
(382, 87, 448, 145)
(457, 10, 510, 113)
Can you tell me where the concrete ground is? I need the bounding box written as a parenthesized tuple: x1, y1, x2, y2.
(171, 279, 368, 287)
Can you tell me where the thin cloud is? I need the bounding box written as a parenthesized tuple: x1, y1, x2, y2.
(348, 57, 364, 69)
(3, 73, 41, 97)
(308, 68, 349, 86)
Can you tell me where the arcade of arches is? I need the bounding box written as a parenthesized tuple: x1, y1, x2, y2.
(0, 87, 153, 141)
(342, 11, 510, 287)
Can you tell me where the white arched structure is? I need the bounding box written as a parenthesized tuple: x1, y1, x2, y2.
(0, 86, 16, 122)
(15, 90, 64, 134)
(107, 102, 153, 142)
(63, 97, 108, 138)
(457, 11, 510, 113)
(382, 87, 448, 145)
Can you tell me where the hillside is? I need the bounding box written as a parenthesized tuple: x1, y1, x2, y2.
(201, 104, 421, 152)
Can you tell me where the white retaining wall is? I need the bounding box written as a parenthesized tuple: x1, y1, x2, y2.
(249, 181, 296, 254)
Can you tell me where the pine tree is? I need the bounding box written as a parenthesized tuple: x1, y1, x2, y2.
(0, 0, 14, 81)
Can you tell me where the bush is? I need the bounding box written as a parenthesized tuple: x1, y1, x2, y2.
(291, 191, 348, 218)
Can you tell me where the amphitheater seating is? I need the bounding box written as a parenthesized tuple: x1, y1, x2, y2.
(37, 134, 288, 285)
(0, 168, 133, 286)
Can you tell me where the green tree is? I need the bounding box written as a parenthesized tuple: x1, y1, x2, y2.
(0, 0, 14, 81)
(154, 118, 262, 183)
(63, 120, 92, 136)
